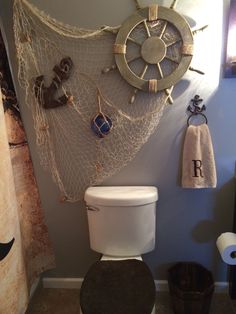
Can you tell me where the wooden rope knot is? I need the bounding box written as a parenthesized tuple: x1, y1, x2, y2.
(148, 5, 158, 21)
(113, 44, 127, 54)
(149, 79, 158, 93)
(182, 44, 194, 56)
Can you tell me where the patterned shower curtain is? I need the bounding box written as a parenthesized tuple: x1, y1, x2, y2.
(0, 32, 55, 313)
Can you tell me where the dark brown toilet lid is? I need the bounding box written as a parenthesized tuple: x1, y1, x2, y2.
(80, 259, 155, 314)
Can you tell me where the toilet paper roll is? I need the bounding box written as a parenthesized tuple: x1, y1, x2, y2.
(216, 232, 236, 265)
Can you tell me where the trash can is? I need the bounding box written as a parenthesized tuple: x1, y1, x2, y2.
(168, 262, 214, 314)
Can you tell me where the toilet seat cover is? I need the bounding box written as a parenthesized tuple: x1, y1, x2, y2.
(80, 259, 155, 314)
(84, 186, 158, 206)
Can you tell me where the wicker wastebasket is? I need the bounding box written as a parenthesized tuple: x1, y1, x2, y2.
(168, 262, 214, 314)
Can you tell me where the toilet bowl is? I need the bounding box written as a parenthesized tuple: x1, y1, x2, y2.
(80, 186, 158, 314)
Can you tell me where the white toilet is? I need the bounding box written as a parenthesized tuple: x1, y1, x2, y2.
(80, 186, 158, 314)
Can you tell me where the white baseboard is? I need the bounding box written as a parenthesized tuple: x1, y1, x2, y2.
(43, 277, 229, 293)
(214, 281, 229, 293)
(154, 280, 169, 291)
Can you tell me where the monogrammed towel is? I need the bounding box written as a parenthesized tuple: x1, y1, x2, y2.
(182, 124, 217, 188)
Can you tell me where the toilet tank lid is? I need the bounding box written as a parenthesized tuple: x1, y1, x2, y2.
(84, 186, 158, 206)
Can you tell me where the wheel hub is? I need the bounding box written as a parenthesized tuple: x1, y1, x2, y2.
(141, 37, 166, 64)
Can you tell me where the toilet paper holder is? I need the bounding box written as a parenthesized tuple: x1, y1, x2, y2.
(231, 251, 236, 259)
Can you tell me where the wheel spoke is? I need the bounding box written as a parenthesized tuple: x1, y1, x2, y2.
(165, 55, 180, 65)
(140, 64, 149, 78)
(156, 63, 174, 104)
(129, 64, 148, 104)
(137, 64, 173, 103)
(192, 25, 208, 35)
(166, 38, 182, 47)
(160, 21, 168, 39)
(102, 64, 117, 74)
(143, 20, 151, 37)
(127, 55, 142, 63)
(165, 86, 174, 104)
(189, 67, 205, 75)
(170, 0, 179, 9)
(156, 63, 164, 78)
(129, 88, 139, 104)
(127, 36, 142, 46)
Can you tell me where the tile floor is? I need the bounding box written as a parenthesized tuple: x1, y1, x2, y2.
(26, 287, 236, 314)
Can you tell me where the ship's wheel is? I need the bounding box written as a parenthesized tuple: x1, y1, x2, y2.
(102, 2, 206, 104)
(113, 5, 193, 94)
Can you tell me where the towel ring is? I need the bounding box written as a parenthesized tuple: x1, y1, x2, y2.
(187, 112, 208, 126)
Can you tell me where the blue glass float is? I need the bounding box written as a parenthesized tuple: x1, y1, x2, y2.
(91, 112, 113, 138)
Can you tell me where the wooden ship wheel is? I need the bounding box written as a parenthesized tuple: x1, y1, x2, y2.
(103, 1, 206, 104)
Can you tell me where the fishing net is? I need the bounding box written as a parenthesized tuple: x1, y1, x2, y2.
(13, 0, 177, 202)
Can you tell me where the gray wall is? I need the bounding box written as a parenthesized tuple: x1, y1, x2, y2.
(0, 0, 235, 281)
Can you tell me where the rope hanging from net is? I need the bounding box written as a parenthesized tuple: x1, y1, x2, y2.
(13, 0, 181, 202)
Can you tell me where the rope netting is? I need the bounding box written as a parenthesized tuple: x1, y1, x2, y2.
(13, 0, 177, 201)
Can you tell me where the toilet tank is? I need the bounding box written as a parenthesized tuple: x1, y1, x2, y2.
(84, 186, 158, 257)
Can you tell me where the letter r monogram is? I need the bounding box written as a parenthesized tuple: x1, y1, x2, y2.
(192, 160, 203, 177)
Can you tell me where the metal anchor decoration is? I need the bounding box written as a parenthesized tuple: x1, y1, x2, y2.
(187, 94, 207, 125)
(34, 57, 73, 109)
(0, 238, 15, 261)
(187, 95, 206, 114)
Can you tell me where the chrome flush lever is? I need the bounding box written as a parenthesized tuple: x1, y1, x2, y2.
(86, 205, 100, 212)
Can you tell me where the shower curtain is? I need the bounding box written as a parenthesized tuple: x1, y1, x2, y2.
(0, 33, 55, 313)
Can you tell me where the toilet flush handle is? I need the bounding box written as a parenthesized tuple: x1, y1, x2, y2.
(86, 205, 100, 212)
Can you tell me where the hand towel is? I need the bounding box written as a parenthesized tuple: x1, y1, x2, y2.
(182, 124, 217, 188)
